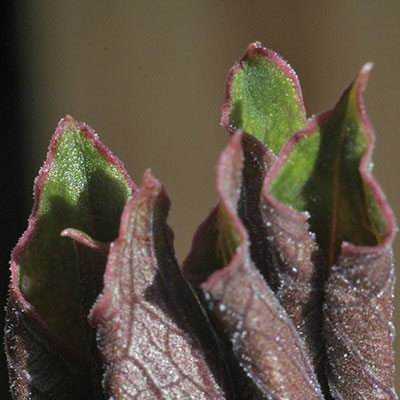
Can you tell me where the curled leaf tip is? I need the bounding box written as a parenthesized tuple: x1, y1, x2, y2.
(61, 228, 110, 251)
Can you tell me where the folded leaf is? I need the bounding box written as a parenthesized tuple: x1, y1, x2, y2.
(267, 64, 397, 398)
(222, 42, 324, 376)
(61, 228, 110, 338)
(233, 132, 325, 381)
(90, 170, 229, 399)
(324, 69, 396, 399)
(260, 186, 326, 377)
(221, 41, 306, 155)
(184, 132, 323, 399)
(6, 115, 134, 398)
(269, 64, 384, 266)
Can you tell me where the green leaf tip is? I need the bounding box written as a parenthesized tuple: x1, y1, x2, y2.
(10, 115, 134, 352)
(221, 41, 306, 156)
(267, 63, 394, 266)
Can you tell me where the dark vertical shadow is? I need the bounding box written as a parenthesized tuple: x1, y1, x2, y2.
(1, 3, 28, 399)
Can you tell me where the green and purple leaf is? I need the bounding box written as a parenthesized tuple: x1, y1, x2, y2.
(184, 132, 324, 399)
(221, 41, 306, 155)
(90, 170, 230, 399)
(4, 42, 398, 400)
(264, 64, 397, 398)
(222, 41, 325, 377)
(6, 116, 134, 398)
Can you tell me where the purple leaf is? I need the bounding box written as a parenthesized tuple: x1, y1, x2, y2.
(184, 132, 324, 399)
(5, 300, 98, 399)
(261, 157, 325, 376)
(234, 132, 325, 380)
(324, 245, 396, 399)
(90, 170, 230, 399)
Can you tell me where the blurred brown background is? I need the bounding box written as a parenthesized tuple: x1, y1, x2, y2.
(2, 0, 400, 396)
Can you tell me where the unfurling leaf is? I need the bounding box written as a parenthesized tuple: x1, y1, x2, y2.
(5, 42, 397, 400)
(184, 132, 324, 399)
(266, 64, 397, 398)
(90, 170, 230, 399)
(221, 42, 325, 377)
(260, 183, 325, 378)
(6, 116, 134, 399)
(269, 64, 384, 265)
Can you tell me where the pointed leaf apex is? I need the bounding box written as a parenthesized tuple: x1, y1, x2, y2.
(354, 62, 373, 102)
(9, 116, 135, 349)
(246, 41, 263, 58)
(142, 168, 162, 191)
(222, 42, 306, 155)
(267, 62, 396, 266)
(362, 61, 374, 73)
(6, 116, 134, 398)
(341, 62, 397, 255)
(243, 42, 303, 96)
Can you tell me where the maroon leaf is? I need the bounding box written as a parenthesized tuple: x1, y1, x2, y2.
(184, 132, 324, 399)
(261, 168, 325, 377)
(228, 132, 325, 384)
(90, 170, 230, 399)
(5, 300, 98, 400)
(324, 245, 396, 400)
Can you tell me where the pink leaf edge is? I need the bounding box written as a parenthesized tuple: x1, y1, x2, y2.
(221, 41, 306, 133)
